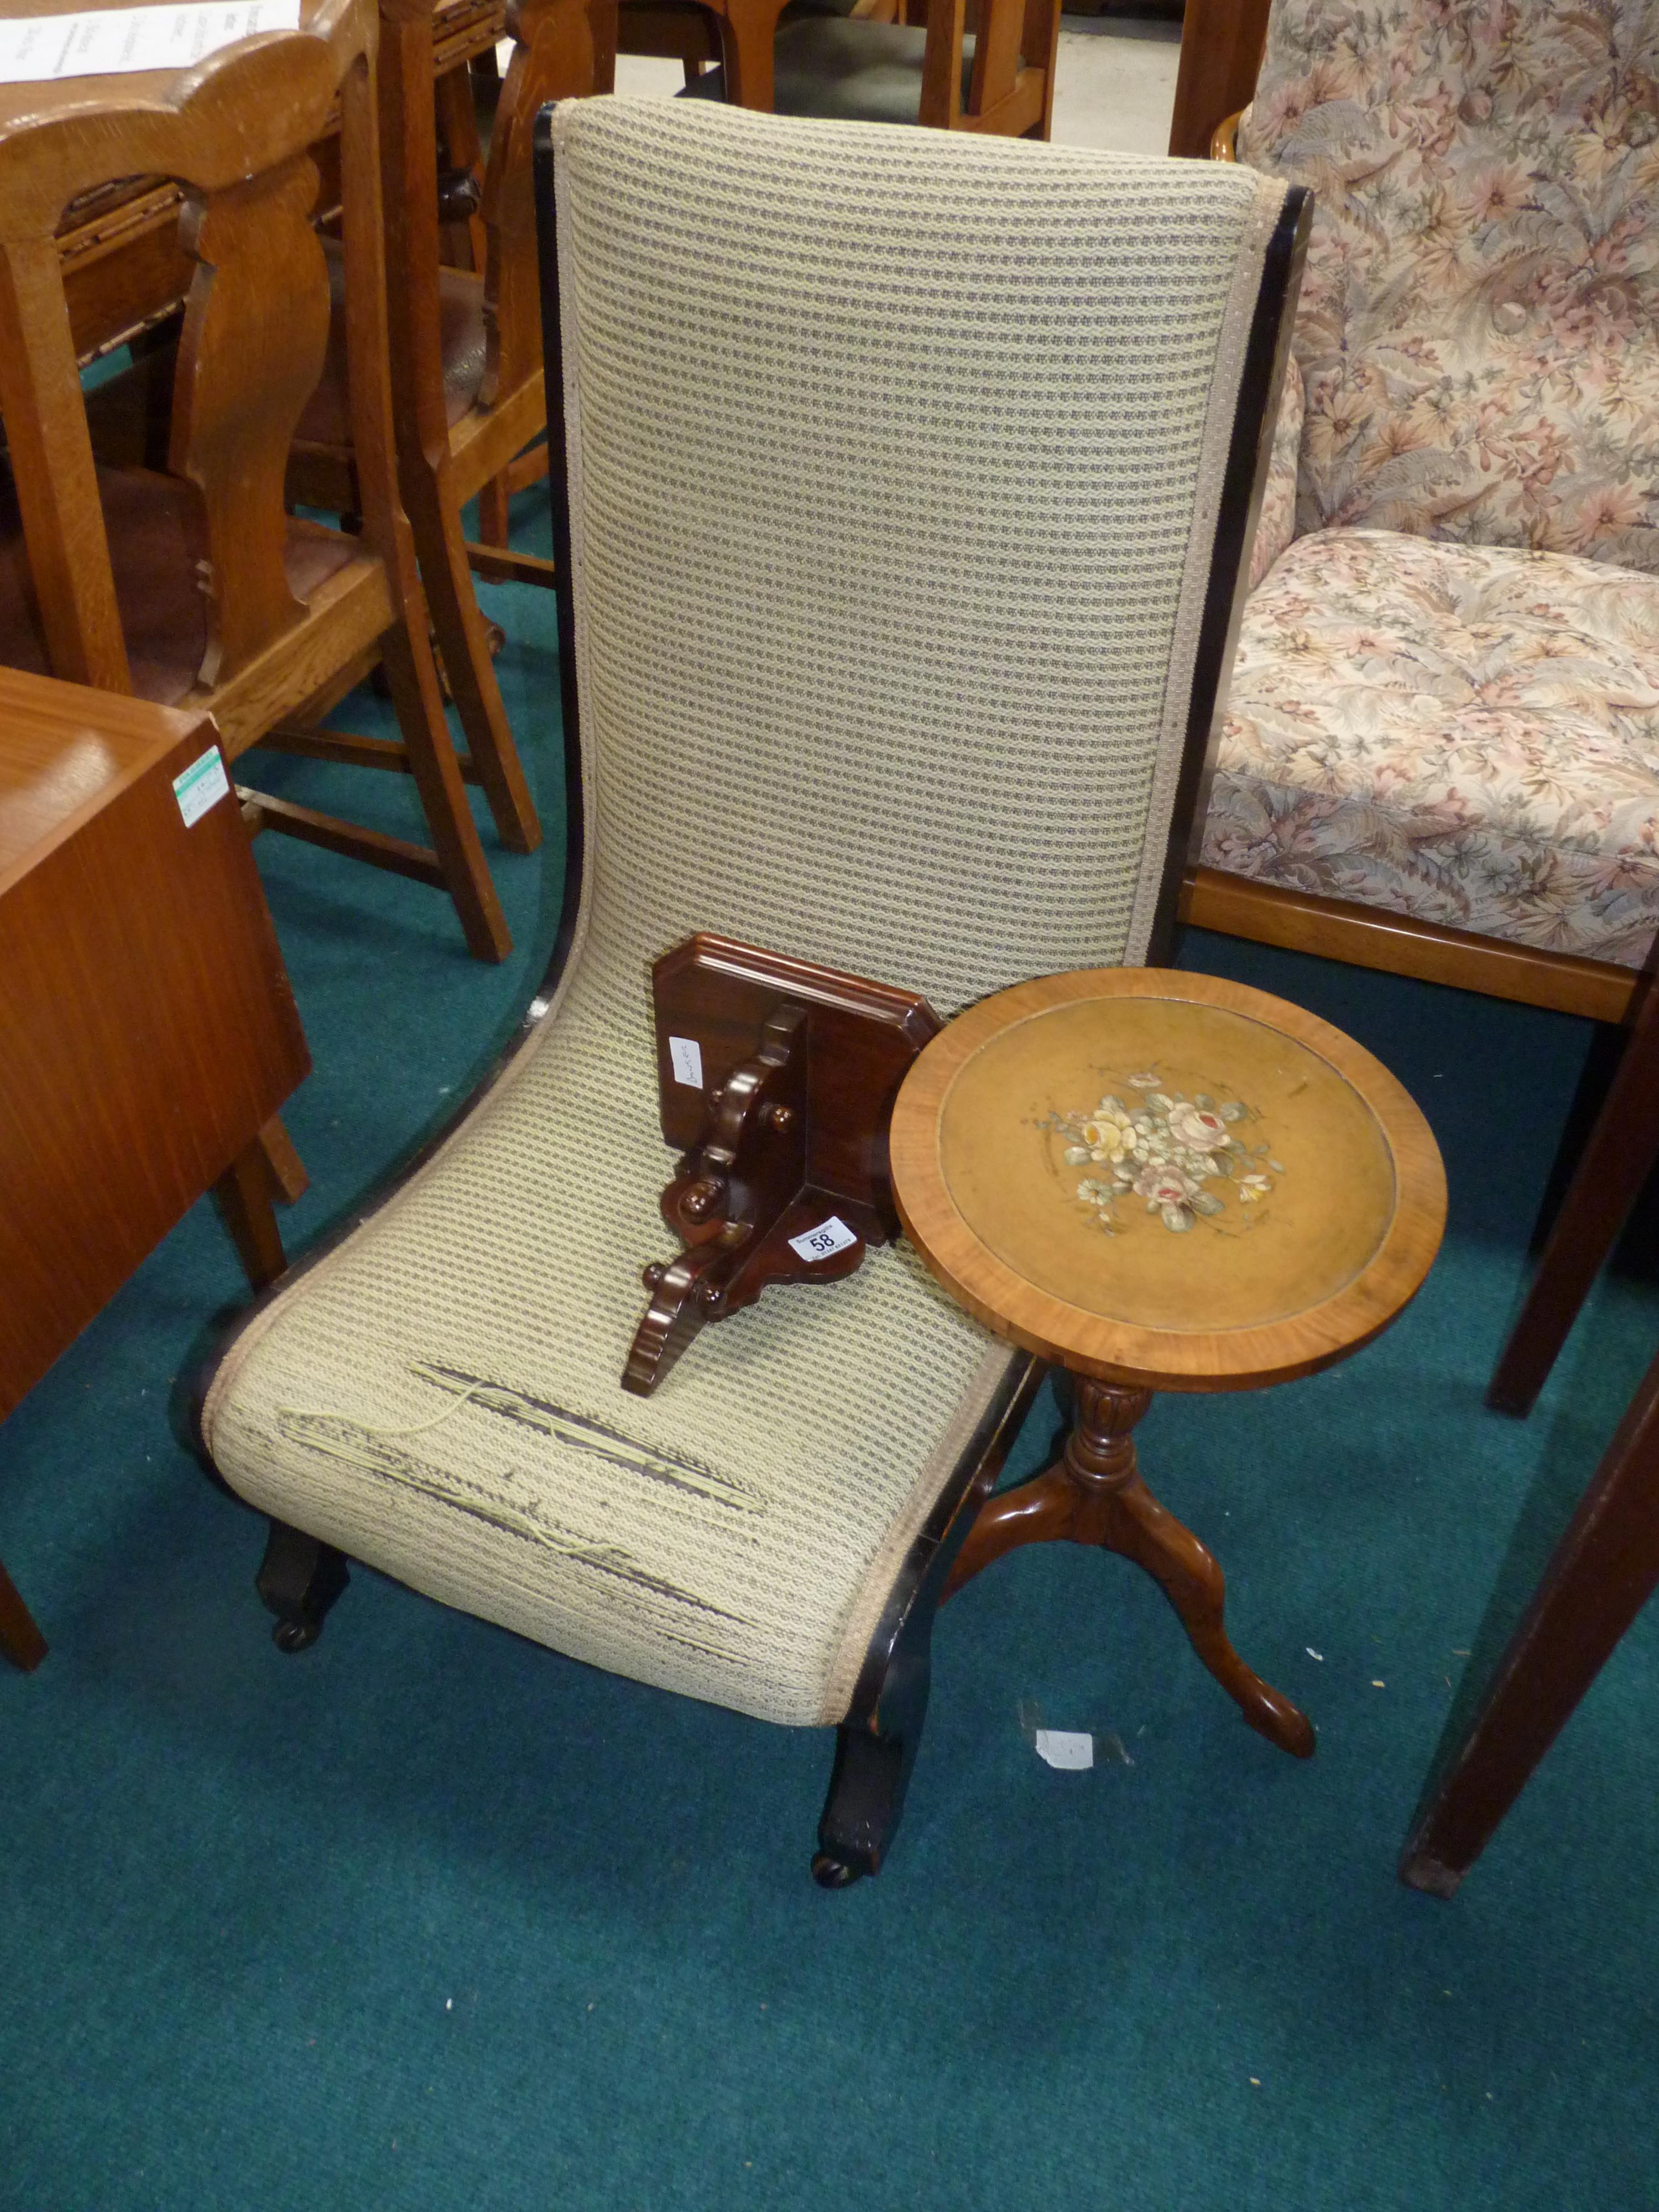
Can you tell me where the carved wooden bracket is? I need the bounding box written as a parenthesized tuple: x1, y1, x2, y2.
(622, 935, 941, 1396)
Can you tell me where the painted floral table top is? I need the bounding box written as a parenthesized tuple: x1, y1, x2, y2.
(891, 970, 1445, 1388)
(935, 994, 1397, 1338)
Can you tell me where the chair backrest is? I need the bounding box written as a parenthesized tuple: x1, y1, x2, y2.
(541, 98, 1306, 1020)
(1239, 0, 1659, 570)
(0, 0, 389, 697)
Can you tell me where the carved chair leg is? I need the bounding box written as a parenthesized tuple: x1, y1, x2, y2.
(377, 620, 513, 963)
(0, 1553, 48, 1672)
(814, 1648, 930, 1887)
(402, 471, 541, 857)
(948, 1377, 1315, 1759)
(256, 1519, 350, 1654)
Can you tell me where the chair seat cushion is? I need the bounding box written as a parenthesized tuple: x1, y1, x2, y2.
(1201, 526, 1659, 965)
(680, 19, 976, 124)
(201, 969, 1014, 1730)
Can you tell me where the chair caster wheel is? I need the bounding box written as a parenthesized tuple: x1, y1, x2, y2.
(272, 1616, 321, 1655)
(811, 1851, 862, 1890)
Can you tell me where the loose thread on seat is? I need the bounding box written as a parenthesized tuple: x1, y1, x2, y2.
(270, 1381, 491, 1475)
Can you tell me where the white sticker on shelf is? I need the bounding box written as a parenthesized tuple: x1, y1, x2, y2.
(173, 745, 231, 828)
(0, 2, 301, 85)
(1033, 1729, 1094, 1771)
(668, 1035, 704, 1089)
(787, 1215, 857, 1264)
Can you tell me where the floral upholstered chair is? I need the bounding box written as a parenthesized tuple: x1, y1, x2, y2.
(1195, 0, 1659, 1008)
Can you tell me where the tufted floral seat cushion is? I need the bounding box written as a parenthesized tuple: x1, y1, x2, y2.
(1203, 527, 1659, 964)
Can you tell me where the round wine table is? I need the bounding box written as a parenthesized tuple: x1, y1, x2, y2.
(889, 968, 1447, 1759)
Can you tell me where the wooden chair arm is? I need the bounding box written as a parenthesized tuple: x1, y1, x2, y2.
(1211, 107, 1242, 160)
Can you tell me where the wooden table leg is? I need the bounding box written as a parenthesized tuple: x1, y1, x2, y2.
(0, 1553, 48, 1672)
(212, 1138, 289, 1292)
(947, 1376, 1316, 1759)
(257, 1113, 309, 1205)
(1401, 1337, 1659, 1896)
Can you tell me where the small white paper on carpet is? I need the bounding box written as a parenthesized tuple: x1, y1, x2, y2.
(1032, 1728, 1094, 1771)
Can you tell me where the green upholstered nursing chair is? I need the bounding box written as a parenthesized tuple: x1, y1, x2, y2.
(189, 100, 1307, 1884)
(681, 0, 1060, 133)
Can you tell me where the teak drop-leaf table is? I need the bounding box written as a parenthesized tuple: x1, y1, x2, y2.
(0, 671, 310, 1672)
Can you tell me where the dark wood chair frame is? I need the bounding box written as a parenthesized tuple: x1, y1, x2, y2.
(184, 123, 1311, 1884)
(1486, 960, 1659, 1419)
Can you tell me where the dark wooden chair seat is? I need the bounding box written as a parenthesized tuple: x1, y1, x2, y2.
(296, 241, 487, 451)
(0, 467, 358, 712)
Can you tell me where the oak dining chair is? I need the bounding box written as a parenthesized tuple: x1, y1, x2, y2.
(1, 0, 513, 961)
(282, 0, 599, 862)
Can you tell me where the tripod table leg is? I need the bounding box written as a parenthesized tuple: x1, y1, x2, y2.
(947, 1376, 1315, 1759)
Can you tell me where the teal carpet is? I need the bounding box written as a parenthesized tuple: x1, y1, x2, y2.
(4, 545, 1658, 2210)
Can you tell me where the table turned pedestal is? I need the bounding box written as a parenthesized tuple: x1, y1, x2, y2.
(889, 968, 1446, 1758)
